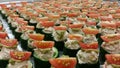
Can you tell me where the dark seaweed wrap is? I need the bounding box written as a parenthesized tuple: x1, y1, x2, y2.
(99, 47, 109, 64)
(0, 60, 8, 68)
(20, 38, 28, 50)
(63, 47, 80, 57)
(77, 61, 100, 68)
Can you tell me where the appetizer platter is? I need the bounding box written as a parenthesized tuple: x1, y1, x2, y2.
(0, 0, 120, 68)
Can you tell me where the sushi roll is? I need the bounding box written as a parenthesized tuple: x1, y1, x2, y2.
(5, 9, 16, 21)
(68, 23, 83, 34)
(111, 2, 119, 8)
(99, 21, 116, 35)
(59, 20, 72, 28)
(82, 26, 100, 45)
(97, 16, 113, 43)
(0, 39, 18, 68)
(14, 25, 25, 40)
(0, 32, 8, 50)
(77, 17, 87, 24)
(27, 33, 44, 52)
(103, 54, 120, 68)
(47, 13, 60, 25)
(67, 12, 79, 18)
(7, 14, 19, 28)
(85, 21, 101, 43)
(66, 17, 75, 24)
(100, 34, 120, 64)
(63, 34, 82, 57)
(112, 13, 120, 20)
(94, 1, 102, 9)
(0, 4, 7, 15)
(49, 57, 77, 68)
(99, 15, 113, 22)
(87, 13, 100, 23)
(77, 42, 99, 68)
(33, 41, 58, 68)
(59, 12, 68, 21)
(101, 1, 111, 8)
(14, 20, 28, 34)
(52, 26, 68, 51)
(34, 8, 46, 18)
(20, 30, 35, 50)
(88, 8, 98, 14)
(9, 18, 25, 33)
(35, 17, 49, 33)
(2, 8, 11, 20)
(99, 16, 113, 22)
(19, 11, 31, 21)
(81, 7, 90, 13)
(28, 14, 38, 27)
(7, 51, 33, 68)
(98, 8, 109, 16)
(40, 20, 54, 41)
(82, 27, 99, 42)
(9, 2, 19, 11)
(85, 21, 97, 27)
(0, 4, 8, 19)
(14, 25, 34, 40)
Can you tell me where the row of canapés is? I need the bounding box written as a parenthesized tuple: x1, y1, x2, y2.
(0, 18, 88, 68)
(0, 20, 33, 68)
(0, 0, 120, 68)
(0, 12, 77, 68)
